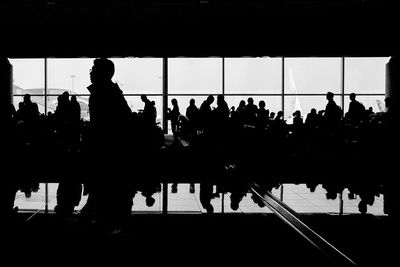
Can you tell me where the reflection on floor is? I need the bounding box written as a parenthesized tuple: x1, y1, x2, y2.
(14, 183, 385, 215)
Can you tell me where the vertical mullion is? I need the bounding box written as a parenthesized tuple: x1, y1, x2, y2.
(221, 57, 225, 214)
(339, 191, 344, 215)
(162, 57, 168, 214)
(44, 57, 48, 214)
(282, 57, 285, 117)
(163, 58, 168, 134)
(340, 57, 345, 215)
(222, 57, 225, 95)
(341, 57, 345, 111)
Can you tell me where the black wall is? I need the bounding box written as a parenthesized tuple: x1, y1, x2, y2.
(1, 0, 398, 57)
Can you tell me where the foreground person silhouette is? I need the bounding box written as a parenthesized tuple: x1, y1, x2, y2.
(82, 58, 134, 232)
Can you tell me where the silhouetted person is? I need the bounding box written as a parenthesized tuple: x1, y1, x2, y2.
(141, 95, 157, 126)
(292, 110, 303, 129)
(324, 92, 342, 131)
(22, 94, 39, 122)
(236, 100, 246, 125)
(256, 100, 269, 129)
(199, 95, 214, 132)
(305, 108, 318, 129)
(83, 58, 133, 231)
(269, 111, 276, 120)
(167, 98, 180, 141)
(186, 98, 200, 134)
(347, 93, 366, 125)
(215, 94, 230, 122)
(244, 97, 258, 126)
(200, 182, 214, 214)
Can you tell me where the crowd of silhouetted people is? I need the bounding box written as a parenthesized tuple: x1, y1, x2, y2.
(3, 58, 399, 233)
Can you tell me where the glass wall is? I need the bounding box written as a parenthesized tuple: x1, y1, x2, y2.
(9, 56, 389, 214)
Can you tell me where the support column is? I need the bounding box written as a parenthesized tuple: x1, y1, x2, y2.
(1, 57, 15, 218)
(0, 57, 13, 119)
(383, 56, 399, 217)
(386, 56, 400, 111)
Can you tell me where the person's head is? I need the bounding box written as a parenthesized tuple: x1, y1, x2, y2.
(385, 97, 393, 110)
(230, 200, 239, 211)
(206, 95, 214, 104)
(259, 100, 265, 109)
(189, 98, 195, 106)
(62, 91, 70, 100)
(239, 100, 245, 107)
(71, 95, 77, 102)
(141, 95, 148, 102)
(90, 58, 115, 84)
(270, 112, 275, 119)
(326, 92, 334, 101)
(349, 93, 356, 101)
(247, 97, 254, 105)
(171, 98, 178, 106)
(23, 94, 31, 103)
(310, 108, 317, 114)
(145, 196, 156, 207)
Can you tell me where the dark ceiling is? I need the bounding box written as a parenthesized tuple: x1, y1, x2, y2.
(1, 0, 398, 57)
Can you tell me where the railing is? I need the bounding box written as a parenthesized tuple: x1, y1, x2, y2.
(250, 182, 357, 267)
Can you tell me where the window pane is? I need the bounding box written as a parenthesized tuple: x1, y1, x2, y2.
(284, 58, 341, 94)
(168, 58, 223, 94)
(225, 57, 282, 94)
(284, 95, 340, 121)
(344, 57, 390, 94)
(10, 58, 45, 96)
(112, 58, 163, 94)
(47, 58, 94, 95)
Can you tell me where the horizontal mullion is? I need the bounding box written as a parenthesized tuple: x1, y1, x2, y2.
(14, 93, 386, 97)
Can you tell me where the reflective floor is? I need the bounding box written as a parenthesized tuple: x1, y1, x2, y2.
(14, 183, 385, 216)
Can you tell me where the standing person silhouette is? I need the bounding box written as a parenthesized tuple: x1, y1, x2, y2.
(83, 58, 134, 233)
(167, 98, 180, 141)
(347, 93, 366, 125)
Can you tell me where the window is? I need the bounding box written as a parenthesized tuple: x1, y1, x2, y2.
(284, 58, 342, 95)
(225, 57, 282, 94)
(112, 58, 163, 94)
(344, 57, 390, 94)
(47, 58, 94, 95)
(168, 58, 223, 94)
